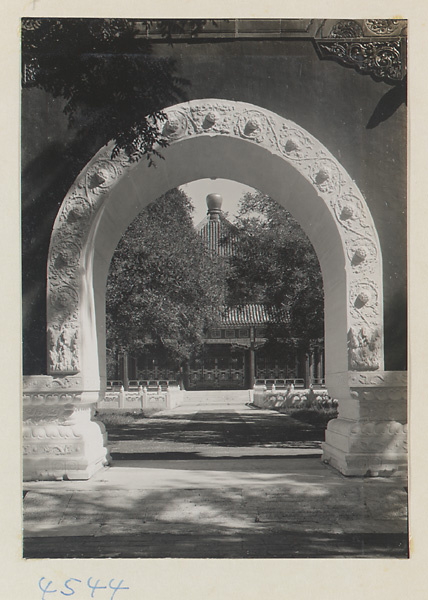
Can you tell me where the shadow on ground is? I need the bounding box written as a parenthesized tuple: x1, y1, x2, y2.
(104, 410, 324, 448)
(23, 479, 408, 558)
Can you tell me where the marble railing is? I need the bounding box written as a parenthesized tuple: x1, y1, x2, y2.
(252, 387, 336, 411)
(97, 388, 184, 411)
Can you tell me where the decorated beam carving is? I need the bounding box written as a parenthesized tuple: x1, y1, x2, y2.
(313, 19, 407, 84)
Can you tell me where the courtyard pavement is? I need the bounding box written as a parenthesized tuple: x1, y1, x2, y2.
(23, 395, 408, 559)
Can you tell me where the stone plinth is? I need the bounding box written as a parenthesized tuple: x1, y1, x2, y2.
(322, 371, 407, 476)
(23, 376, 110, 481)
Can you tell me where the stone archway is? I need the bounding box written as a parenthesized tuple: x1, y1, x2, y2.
(23, 99, 407, 480)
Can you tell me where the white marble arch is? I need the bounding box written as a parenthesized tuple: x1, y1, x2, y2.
(24, 99, 406, 480)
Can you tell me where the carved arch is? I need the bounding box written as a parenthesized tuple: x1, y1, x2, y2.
(47, 99, 384, 394)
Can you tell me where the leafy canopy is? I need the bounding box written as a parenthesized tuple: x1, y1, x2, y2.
(227, 191, 324, 350)
(106, 188, 226, 365)
(21, 18, 189, 163)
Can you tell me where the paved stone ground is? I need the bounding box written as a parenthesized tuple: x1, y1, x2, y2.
(23, 396, 408, 559)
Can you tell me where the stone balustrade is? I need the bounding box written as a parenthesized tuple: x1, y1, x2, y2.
(253, 386, 335, 411)
(97, 387, 184, 412)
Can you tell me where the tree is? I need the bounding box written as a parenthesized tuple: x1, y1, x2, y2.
(22, 19, 222, 162)
(21, 18, 189, 164)
(106, 189, 226, 368)
(227, 191, 324, 351)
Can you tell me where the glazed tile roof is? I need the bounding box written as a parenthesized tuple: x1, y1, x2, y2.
(196, 215, 237, 257)
(220, 304, 289, 326)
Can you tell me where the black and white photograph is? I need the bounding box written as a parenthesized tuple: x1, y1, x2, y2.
(19, 15, 410, 566)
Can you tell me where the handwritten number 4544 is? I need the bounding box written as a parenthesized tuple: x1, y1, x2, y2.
(39, 577, 130, 599)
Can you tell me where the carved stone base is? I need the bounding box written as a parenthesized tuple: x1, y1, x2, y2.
(23, 376, 111, 480)
(322, 418, 407, 477)
(23, 417, 109, 480)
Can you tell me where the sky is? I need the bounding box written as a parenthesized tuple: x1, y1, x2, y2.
(179, 178, 257, 226)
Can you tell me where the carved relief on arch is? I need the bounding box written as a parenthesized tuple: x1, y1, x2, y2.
(349, 279, 380, 321)
(49, 285, 79, 314)
(50, 240, 81, 272)
(309, 158, 342, 194)
(277, 126, 316, 160)
(58, 194, 94, 228)
(346, 241, 378, 273)
(330, 191, 380, 275)
(347, 326, 381, 371)
(347, 277, 382, 371)
(234, 109, 271, 142)
(161, 109, 189, 139)
(84, 159, 121, 195)
(47, 324, 80, 374)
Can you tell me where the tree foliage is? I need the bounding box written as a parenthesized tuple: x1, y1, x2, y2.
(106, 189, 226, 366)
(21, 18, 189, 163)
(21, 18, 223, 162)
(227, 191, 324, 350)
